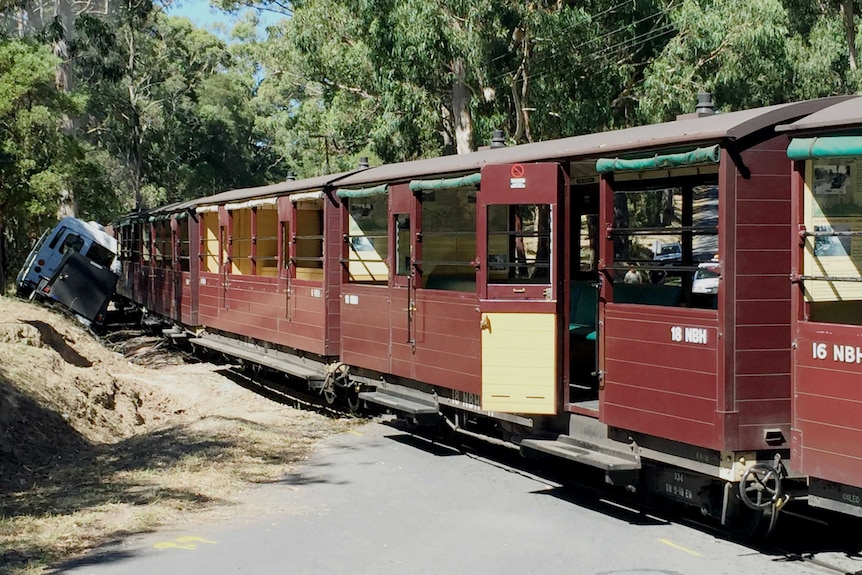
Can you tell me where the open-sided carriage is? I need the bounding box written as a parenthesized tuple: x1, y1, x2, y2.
(779, 97, 862, 518)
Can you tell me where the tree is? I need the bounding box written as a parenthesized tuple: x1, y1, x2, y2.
(74, 4, 281, 210)
(637, 0, 794, 122)
(0, 38, 84, 289)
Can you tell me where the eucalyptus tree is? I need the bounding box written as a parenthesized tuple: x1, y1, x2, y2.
(245, 0, 673, 171)
(74, 2, 278, 210)
(637, 0, 794, 122)
(783, 0, 862, 98)
(0, 38, 87, 288)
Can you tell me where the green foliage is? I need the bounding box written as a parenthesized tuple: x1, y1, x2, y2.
(73, 6, 285, 210)
(638, 0, 793, 122)
(0, 0, 860, 268)
(0, 38, 83, 259)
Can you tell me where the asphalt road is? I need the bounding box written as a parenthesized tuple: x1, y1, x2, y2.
(56, 421, 843, 575)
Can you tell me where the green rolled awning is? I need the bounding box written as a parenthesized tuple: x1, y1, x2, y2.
(175, 211, 189, 220)
(336, 184, 389, 199)
(596, 145, 721, 174)
(148, 214, 172, 222)
(409, 173, 481, 191)
(787, 136, 862, 160)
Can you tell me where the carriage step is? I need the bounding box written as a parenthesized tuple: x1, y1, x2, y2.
(359, 389, 441, 424)
(188, 336, 325, 382)
(162, 327, 188, 339)
(520, 435, 641, 472)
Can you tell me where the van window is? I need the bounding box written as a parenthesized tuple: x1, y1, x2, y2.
(48, 227, 69, 250)
(60, 234, 84, 255)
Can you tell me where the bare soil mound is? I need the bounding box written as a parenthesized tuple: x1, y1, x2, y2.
(0, 296, 360, 574)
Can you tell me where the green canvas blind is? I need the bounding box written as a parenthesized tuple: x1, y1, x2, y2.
(335, 184, 389, 199)
(596, 145, 721, 174)
(408, 173, 481, 191)
(787, 136, 862, 160)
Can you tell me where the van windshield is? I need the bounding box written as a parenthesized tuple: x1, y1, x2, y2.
(86, 242, 115, 267)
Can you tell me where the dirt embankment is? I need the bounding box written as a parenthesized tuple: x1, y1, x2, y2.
(0, 296, 360, 575)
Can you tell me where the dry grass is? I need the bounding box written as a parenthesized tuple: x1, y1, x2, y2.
(0, 296, 362, 575)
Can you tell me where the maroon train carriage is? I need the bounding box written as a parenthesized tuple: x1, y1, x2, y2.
(326, 96, 848, 534)
(117, 96, 848, 537)
(778, 97, 862, 518)
(114, 200, 199, 328)
(128, 172, 381, 404)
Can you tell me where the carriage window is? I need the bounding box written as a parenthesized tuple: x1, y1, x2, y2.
(116, 227, 128, 261)
(142, 224, 151, 263)
(611, 176, 719, 308)
(155, 221, 172, 268)
(257, 207, 278, 277)
(579, 214, 598, 272)
(202, 212, 220, 273)
(295, 200, 324, 281)
(395, 214, 411, 277)
(230, 209, 252, 275)
(131, 222, 143, 263)
(178, 218, 190, 272)
(419, 188, 477, 291)
(487, 204, 551, 284)
(346, 195, 388, 284)
(281, 221, 290, 271)
(805, 158, 862, 325)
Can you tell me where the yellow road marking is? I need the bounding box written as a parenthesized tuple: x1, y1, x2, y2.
(659, 538, 703, 557)
(154, 536, 218, 551)
(177, 536, 217, 544)
(348, 430, 363, 436)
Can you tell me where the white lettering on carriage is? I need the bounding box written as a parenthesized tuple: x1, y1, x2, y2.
(684, 327, 708, 345)
(670, 326, 708, 345)
(812, 341, 862, 364)
(833, 344, 862, 364)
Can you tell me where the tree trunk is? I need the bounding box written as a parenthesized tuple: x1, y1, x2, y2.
(440, 105, 455, 155)
(0, 221, 7, 294)
(451, 58, 473, 155)
(55, 0, 78, 218)
(840, 0, 857, 71)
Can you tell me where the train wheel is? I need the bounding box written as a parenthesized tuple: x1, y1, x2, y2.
(739, 463, 782, 510)
(321, 382, 337, 406)
(345, 389, 363, 414)
(322, 363, 351, 408)
(724, 483, 777, 541)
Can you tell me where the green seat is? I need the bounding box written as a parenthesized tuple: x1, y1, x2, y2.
(569, 280, 598, 340)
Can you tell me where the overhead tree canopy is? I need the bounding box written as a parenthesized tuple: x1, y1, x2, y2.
(0, 0, 860, 287)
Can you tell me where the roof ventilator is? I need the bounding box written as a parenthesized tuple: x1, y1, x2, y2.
(677, 92, 716, 120)
(490, 129, 506, 149)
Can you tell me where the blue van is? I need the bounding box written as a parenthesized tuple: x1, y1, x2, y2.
(16, 217, 118, 298)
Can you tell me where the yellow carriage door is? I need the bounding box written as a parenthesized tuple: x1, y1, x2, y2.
(477, 163, 567, 415)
